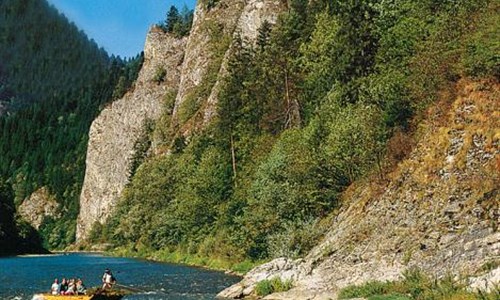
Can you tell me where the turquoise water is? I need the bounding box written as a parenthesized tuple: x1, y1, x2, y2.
(0, 253, 239, 300)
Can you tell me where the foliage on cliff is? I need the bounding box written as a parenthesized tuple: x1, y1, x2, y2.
(91, 0, 498, 265)
(0, 178, 44, 255)
(0, 0, 143, 251)
(338, 268, 499, 300)
(158, 5, 194, 38)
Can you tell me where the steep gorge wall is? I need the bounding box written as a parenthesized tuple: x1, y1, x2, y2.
(18, 187, 59, 230)
(219, 79, 499, 299)
(76, 29, 186, 241)
(76, 1, 286, 241)
(203, 0, 286, 125)
(172, 0, 286, 134)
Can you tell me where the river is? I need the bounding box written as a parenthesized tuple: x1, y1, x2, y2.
(0, 253, 239, 300)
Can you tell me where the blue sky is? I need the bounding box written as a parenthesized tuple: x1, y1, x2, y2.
(47, 0, 197, 59)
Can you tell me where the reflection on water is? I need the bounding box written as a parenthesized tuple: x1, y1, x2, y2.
(0, 253, 240, 300)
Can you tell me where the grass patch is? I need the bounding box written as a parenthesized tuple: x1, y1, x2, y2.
(479, 260, 500, 274)
(338, 268, 499, 300)
(339, 280, 400, 299)
(369, 294, 411, 300)
(255, 277, 293, 296)
(109, 245, 262, 275)
(231, 259, 259, 274)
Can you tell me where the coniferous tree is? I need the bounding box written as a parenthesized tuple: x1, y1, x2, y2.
(0, 0, 143, 250)
(256, 20, 272, 51)
(165, 6, 180, 32)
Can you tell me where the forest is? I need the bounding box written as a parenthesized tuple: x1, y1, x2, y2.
(0, 0, 143, 252)
(88, 0, 498, 270)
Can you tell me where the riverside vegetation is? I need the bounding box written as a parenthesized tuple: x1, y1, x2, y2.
(86, 0, 498, 274)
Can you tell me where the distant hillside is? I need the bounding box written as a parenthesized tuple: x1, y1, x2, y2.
(0, 178, 45, 256)
(0, 0, 142, 252)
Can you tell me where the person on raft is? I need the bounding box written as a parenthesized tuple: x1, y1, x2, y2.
(50, 278, 60, 295)
(50, 277, 87, 295)
(60, 278, 68, 294)
(102, 268, 117, 290)
(76, 278, 87, 295)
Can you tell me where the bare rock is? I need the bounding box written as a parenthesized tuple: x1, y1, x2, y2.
(469, 267, 500, 292)
(203, 0, 286, 125)
(76, 29, 186, 241)
(18, 187, 59, 229)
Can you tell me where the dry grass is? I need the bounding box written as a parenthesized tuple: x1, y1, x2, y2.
(327, 78, 499, 264)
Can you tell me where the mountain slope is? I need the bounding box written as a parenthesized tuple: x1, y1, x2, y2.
(76, 28, 186, 241)
(0, 0, 141, 251)
(219, 78, 499, 298)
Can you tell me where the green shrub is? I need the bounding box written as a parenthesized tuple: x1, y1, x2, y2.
(270, 277, 293, 292)
(255, 277, 293, 296)
(231, 260, 257, 274)
(267, 218, 325, 259)
(369, 294, 411, 300)
(176, 92, 201, 124)
(206, 0, 219, 10)
(255, 279, 274, 296)
(462, 4, 500, 78)
(338, 281, 396, 299)
(153, 67, 167, 84)
(339, 268, 499, 300)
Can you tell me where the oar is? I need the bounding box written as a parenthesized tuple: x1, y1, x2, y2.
(115, 283, 169, 296)
(114, 283, 147, 293)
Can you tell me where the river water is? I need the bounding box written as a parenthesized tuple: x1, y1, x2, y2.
(0, 253, 240, 300)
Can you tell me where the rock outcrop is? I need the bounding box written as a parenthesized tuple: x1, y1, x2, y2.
(218, 79, 499, 298)
(76, 1, 285, 241)
(76, 28, 186, 241)
(18, 187, 59, 230)
(172, 0, 285, 134)
(203, 0, 285, 125)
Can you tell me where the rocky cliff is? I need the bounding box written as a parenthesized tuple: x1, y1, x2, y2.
(219, 79, 499, 298)
(76, 28, 186, 241)
(76, 1, 285, 241)
(172, 0, 285, 135)
(18, 187, 59, 230)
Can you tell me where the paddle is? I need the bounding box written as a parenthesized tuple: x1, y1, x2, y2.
(114, 283, 145, 293)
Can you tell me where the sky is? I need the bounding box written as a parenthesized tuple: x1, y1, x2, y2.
(46, 0, 197, 59)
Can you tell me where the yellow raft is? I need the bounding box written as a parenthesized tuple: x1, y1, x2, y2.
(37, 296, 92, 300)
(34, 292, 124, 300)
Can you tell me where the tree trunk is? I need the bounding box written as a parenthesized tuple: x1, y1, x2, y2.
(230, 134, 237, 185)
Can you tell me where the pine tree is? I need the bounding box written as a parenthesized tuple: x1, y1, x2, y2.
(165, 6, 180, 33)
(256, 20, 272, 51)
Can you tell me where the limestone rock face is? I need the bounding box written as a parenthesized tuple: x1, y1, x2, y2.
(18, 187, 59, 230)
(218, 80, 500, 298)
(172, 0, 286, 133)
(76, 1, 286, 242)
(237, 0, 284, 41)
(76, 28, 186, 241)
(172, 0, 246, 134)
(203, 0, 286, 125)
(469, 268, 500, 292)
